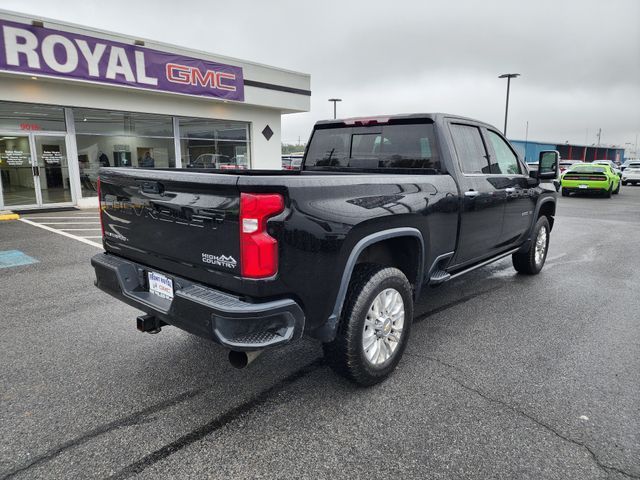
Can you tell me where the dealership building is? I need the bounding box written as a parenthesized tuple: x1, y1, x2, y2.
(510, 139, 626, 165)
(0, 9, 310, 210)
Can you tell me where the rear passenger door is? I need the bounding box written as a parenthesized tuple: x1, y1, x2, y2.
(449, 123, 506, 265)
(483, 129, 537, 246)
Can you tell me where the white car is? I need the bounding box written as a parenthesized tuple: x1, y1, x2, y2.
(621, 162, 640, 185)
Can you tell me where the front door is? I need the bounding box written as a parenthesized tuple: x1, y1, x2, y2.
(0, 133, 73, 209)
(33, 135, 73, 205)
(448, 123, 506, 265)
(483, 129, 537, 246)
(0, 134, 38, 207)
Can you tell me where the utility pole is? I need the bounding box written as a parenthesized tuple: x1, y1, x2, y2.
(524, 120, 529, 162)
(328, 98, 342, 119)
(596, 128, 602, 147)
(498, 73, 520, 136)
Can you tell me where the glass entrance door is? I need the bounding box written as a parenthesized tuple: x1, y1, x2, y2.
(33, 135, 72, 205)
(0, 134, 37, 207)
(0, 133, 73, 209)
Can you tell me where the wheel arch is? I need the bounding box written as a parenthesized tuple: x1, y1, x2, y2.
(537, 198, 556, 231)
(318, 228, 425, 342)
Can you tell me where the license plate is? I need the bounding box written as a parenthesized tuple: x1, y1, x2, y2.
(148, 271, 174, 300)
(578, 184, 588, 189)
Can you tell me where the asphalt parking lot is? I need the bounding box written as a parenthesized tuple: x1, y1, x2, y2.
(1, 188, 639, 480)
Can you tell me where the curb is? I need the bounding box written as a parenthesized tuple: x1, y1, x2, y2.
(0, 213, 20, 221)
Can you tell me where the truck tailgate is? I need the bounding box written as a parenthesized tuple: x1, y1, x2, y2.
(98, 168, 241, 279)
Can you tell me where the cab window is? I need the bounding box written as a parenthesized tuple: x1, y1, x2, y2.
(486, 130, 521, 175)
(450, 124, 490, 174)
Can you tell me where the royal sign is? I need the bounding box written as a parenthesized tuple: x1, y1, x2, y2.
(0, 19, 244, 101)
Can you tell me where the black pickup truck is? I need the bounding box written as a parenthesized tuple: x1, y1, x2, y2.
(92, 113, 559, 385)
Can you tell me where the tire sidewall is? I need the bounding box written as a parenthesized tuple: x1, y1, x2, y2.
(530, 217, 550, 273)
(350, 269, 413, 381)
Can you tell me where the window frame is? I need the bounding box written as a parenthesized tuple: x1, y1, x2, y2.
(483, 128, 527, 176)
(448, 122, 491, 176)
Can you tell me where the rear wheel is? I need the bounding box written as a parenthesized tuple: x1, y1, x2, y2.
(323, 264, 413, 386)
(604, 185, 612, 198)
(622, 181, 628, 186)
(561, 188, 569, 197)
(512, 216, 550, 275)
(614, 181, 621, 194)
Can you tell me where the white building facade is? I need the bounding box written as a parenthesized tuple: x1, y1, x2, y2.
(0, 9, 310, 210)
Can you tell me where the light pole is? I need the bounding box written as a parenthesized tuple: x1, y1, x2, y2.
(498, 73, 520, 136)
(328, 98, 342, 119)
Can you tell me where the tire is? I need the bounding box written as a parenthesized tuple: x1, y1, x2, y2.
(604, 185, 612, 198)
(614, 181, 621, 194)
(512, 216, 550, 275)
(561, 188, 569, 197)
(323, 264, 413, 386)
(622, 181, 627, 186)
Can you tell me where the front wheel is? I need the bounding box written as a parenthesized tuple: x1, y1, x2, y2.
(512, 216, 550, 275)
(323, 265, 413, 386)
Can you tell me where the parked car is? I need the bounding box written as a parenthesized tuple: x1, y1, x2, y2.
(621, 162, 640, 185)
(559, 160, 582, 174)
(561, 163, 621, 197)
(281, 154, 303, 170)
(92, 113, 559, 386)
(592, 160, 622, 178)
(621, 160, 639, 172)
(187, 153, 247, 170)
(187, 154, 231, 169)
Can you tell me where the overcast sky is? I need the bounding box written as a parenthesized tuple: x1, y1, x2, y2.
(3, 0, 639, 150)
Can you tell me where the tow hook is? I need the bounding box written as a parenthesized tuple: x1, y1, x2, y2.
(136, 314, 166, 334)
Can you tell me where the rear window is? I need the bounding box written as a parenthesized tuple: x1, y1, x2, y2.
(569, 166, 605, 173)
(305, 122, 441, 172)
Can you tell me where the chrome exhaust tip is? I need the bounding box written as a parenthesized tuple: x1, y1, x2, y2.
(228, 350, 263, 369)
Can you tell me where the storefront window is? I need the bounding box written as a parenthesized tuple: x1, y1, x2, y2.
(0, 102, 66, 132)
(73, 108, 176, 197)
(179, 118, 250, 169)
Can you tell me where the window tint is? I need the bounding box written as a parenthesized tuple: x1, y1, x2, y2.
(450, 124, 489, 174)
(487, 130, 521, 174)
(305, 123, 440, 171)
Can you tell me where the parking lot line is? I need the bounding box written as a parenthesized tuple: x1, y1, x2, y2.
(25, 216, 99, 219)
(19, 218, 103, 249)
(36, 222, 101, 225)
(59, 228, 102, 231)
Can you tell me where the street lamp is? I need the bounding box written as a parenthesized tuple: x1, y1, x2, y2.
(328, 98, 342, 119)
(498, 73, 520, 136)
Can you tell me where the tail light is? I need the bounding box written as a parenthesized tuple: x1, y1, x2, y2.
(97, 177, 105, 238)
(239, 193, 284, 278)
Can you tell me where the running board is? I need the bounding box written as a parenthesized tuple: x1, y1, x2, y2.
(430, 247, 520, 285)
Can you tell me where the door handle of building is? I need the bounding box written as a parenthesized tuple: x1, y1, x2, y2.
(464, 190, 480, 198)
(505, 187, 516, 193)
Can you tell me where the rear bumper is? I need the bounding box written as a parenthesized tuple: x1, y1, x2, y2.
(91, 253, 304, 351)
(561, 179, 610, 193)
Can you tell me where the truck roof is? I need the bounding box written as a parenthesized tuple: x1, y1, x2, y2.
(314, 113, 495, 128)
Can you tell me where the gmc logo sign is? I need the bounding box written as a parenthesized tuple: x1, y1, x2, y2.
(166, 63, 237, 92)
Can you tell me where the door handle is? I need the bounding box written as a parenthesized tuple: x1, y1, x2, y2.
(505, 187, 516, 194)
(32, 166, 40, 176)
(464, 190, 480, 198)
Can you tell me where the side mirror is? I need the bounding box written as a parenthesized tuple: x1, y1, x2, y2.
(538, 150, 559, 180)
